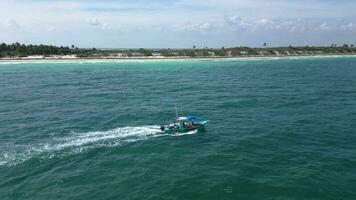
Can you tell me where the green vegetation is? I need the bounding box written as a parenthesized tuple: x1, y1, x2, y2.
(0, 42, 75, 57)
(1, 42, 356, 59)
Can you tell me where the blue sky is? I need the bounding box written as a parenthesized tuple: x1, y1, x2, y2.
(0, 0, 355, 48)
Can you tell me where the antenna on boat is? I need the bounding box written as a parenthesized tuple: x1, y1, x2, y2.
(175, 104, 178, 119)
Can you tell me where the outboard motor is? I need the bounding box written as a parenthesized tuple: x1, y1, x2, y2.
(160, 125, 165, 131)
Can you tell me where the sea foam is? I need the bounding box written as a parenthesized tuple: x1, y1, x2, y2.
(0, 125, 197, 166)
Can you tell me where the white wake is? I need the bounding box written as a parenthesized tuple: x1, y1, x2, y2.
(0, 125, 198, 166)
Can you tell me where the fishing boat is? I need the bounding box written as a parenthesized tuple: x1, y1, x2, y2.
(160, 105, 209, 133)
(160, 115, 209, 133)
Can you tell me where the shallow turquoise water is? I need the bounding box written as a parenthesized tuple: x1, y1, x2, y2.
(1, 57, 356, 199)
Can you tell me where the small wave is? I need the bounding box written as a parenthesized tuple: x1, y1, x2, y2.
(0, 125, 199, 166)
(0, 58, 195, 65)
(171, 129, 198, 136)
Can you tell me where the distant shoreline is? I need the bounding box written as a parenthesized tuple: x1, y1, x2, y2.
(2, 43, 356, 61)
(1, 53, 356, 62)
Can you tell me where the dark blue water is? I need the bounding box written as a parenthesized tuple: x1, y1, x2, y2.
(1, 57, 356, 199)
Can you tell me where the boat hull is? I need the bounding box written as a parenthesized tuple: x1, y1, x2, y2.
(161, 120, 209, 133)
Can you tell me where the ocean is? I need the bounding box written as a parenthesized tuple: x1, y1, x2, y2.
(1, 57, 356, 199)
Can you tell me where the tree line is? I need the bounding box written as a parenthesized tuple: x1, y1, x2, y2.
(0, 42, 80, 57)
(1, 42, 356, 58)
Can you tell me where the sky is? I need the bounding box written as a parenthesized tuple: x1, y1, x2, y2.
(0, 0, 356, 48)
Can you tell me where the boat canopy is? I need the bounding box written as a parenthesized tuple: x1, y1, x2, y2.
(176, 115, 201, 121)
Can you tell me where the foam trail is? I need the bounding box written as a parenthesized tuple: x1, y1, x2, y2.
(53, 125, 161, 149)
(0, 125, 202, 166)
(172, 129, 198, 136)
(0, 125, 162, 166)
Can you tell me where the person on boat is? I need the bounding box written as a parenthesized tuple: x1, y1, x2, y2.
(173, 122, 178, 129)
(187, 122, 193, 128)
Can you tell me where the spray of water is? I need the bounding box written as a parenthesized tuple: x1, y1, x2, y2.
(0, 125, 198, 166)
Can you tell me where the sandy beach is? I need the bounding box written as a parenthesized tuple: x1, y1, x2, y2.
(1, 53, 356, 61)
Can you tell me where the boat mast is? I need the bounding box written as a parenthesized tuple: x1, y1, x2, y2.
(175, 104, 178, 118)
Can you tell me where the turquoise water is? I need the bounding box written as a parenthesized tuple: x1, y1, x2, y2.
(1, 57, 356, 199)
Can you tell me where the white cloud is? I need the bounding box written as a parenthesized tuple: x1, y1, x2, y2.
(87, 17, 111, 30)
(224, 16, 340, 33)
(225, 16, 254, 31)
(340, 22, 354, 31)
(101, 22, 112, 30)
(257, 18, 268, 25)
(224, 16, 243, 25)
(284, 20, 308, 32)
(199, 22, 211, 30)
(88, 17, 100, 26)
(225, 16, 274, 32)
(178, 22, 214, 32)
(317, 22, 331, 31)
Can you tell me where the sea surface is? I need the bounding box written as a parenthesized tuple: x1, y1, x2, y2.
(0, 57, 356, 199)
